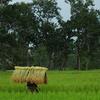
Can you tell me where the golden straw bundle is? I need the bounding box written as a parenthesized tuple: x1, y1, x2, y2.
(11, 66, 48, 84)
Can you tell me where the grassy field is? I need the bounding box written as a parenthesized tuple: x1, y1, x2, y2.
(0, 70, 100, 100)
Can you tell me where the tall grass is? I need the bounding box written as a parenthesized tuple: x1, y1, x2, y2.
(0, 70, 100, 100)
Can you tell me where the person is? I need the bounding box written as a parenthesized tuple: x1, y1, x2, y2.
(27, 82, 39, 93)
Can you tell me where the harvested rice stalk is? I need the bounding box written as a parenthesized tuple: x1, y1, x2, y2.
(23, 68, 30, 82)
(12, 67, 22, 83)
(12, 66, 48, 84)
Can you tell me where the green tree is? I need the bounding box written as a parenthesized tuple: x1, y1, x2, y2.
(66, 0, 100, 70)
(0, 2, 39, 69)
(31, 0, 64, 69)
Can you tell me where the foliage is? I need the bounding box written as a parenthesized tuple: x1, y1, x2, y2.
(65, 0, 100, 70)
(0, 0, 100, 70)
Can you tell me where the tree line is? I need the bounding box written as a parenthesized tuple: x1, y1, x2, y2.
(0, 0, 100, 70)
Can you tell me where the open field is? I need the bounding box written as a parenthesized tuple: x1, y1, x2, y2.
(0, 70, 100, 100)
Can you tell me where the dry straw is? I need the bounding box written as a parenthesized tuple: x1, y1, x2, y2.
(12, 66, 48, 84)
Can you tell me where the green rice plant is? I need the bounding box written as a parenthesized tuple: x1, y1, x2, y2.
(0, 70, 100, 100)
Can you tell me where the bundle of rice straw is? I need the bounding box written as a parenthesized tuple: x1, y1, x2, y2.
(12, 66, 48, 84)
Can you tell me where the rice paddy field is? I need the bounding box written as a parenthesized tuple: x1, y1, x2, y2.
(0, 70, 100, 100)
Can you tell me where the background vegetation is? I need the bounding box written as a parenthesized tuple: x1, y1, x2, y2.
(0, 0, 100, 70)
